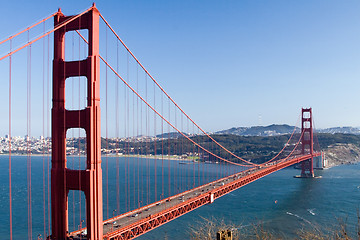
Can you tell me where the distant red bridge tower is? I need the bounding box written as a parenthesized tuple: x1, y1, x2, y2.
(300, 108, 314, 177)
(51, 5, 103, 240)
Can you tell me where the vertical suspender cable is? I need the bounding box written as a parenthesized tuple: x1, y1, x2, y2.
(71, 31, 76, 232)
(145, 74, 149, 205)
(74, 22, 82, 229)
(27, 29, 33, 240)
(8, 38, 13, 240)
(124, 56, 127, 211)
(63, 24, 70, 234)
(105, 25, 109, 220)
(42, 22, 46, 238)
(180, 114, 187, 191)
(140, 75, 144, 206)
(167, 98, 171, 197)
(181, 114, 184, 190)
(126, 69, 129, 211)
(180, 114, 182, 191)
(27, 30, 30, 240)
(161, 90, 164, 198)
(47, 34, 51, 236)
(187, 117, 190, 189)
(192, 123, 195, 188)
(133, 63, 136, 209)
(198, 128, 200, 187)
(153, 81, 157, 201)
(78, 24, 82, 229)
(115, 40, 120, 214)
(136, 64, 140, 208)
(173, 106, 176, 194)
(218, 144, 221, 179)
(216, 138, 219, 180)
(127, 52, 130, 210)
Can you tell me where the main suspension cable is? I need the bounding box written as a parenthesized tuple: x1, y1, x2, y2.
(80, 13, 314, 168)
(0, 12, 57, 46)
(0, 6, 93, 61)
(259, 113, 301, 166)
(74, 30, 257, 167)
(99, 55, 254, 167)
(98, 13, 257, 166)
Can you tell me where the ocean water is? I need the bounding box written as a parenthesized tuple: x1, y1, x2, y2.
(0, 155, 359, 239)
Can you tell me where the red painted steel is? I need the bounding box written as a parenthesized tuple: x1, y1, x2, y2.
(301, 108, 314, 177)
(98, 55, 252, 167)
(0, 12, 57, 45)
(98, 13, 257, 166)
(0, 7, 93, 62)
(102, 153, 321, 240)
(0, 6, 325, 240)
(51, 4, 103, 240)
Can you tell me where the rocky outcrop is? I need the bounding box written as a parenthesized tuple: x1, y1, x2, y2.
(323, 143, 360, 167)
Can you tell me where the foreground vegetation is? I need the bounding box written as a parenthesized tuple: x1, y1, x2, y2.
(188, 215, 360, 240)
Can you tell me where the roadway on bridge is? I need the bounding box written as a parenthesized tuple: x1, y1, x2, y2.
(70, 160, 280, 239)
(70, 153, 320, 239)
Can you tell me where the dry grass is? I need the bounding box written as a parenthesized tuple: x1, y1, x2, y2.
(188, 213, 360, 240)
(188, 216, 241, 240)
(188, 217, 280, 240)
(296, 217, 354, 240)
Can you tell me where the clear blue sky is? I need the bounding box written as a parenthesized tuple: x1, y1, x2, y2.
(1, 0, 360, 135)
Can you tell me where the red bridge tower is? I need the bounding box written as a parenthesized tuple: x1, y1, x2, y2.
(300, 108, 314, 178)
(51, 5, 103, 240)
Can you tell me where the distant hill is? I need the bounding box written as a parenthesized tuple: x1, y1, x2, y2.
(316, 127, 360, 135)
(216, 124, 360, 136)
(156, 132, 192, 139)
(216, 124, 299, 136)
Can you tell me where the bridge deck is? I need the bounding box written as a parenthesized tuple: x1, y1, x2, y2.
(69, 153, 320, 240)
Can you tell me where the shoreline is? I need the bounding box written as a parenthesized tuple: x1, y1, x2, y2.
(0, 153, 199, 162)
(1, 153, 359, 168)
(104, 154, 199, 162)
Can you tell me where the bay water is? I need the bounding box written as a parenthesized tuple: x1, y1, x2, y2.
(0, 155, 359, 239)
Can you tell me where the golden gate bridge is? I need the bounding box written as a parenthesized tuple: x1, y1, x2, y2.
(0, 4, 322, 240)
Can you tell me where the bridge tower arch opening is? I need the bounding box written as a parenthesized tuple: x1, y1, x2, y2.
(51, 5, 103, 240)
(300, 108, 314, 178)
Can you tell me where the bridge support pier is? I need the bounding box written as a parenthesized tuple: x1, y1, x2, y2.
(51, 5, 103, 240)
(300, 108, 314, 178)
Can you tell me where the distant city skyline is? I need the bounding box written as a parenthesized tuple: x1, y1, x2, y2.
(0, 1, 359, 137)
